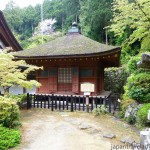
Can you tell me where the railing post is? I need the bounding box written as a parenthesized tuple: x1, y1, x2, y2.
(51, 94, 54, 111)
(59, 96, 61, 110)
(48, 95, 50, 109)
(86, 95, 89, 113)
(91, 97, 94, 111)
(33, 94, 36, 108)
(66, 96, 68, 110)
(108, 97, 111, 113)
(27, 93, 30, 109)
(95, 97, 98, 108)
(103, 96, 106, 107)
(63, 95, 65, 110)
(71, 95, 73, 112)
(55, 95, 57, 110)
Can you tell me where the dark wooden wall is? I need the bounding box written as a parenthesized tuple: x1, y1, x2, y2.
(25, 57, 109, 95)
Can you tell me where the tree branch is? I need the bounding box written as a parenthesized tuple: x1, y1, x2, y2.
(133, 0, 150, 23)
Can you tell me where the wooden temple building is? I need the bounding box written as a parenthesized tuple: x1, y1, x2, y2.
(15, 23, 121, 96)
(0, 10, 121, 96)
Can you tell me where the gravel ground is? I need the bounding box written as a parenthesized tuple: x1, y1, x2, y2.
(11, 109, 140, 150)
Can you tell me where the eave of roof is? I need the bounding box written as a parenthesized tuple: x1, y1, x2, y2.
(0, 10, 22, 51)
(14, 33, 120, 58)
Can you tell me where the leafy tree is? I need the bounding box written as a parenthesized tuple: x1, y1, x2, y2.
(0, 49, 42, 94)
(111, 0, 150, 51)
(3, 0, 114, 47)
(3, 1, 23, 33)
(45, 0, 80, 32)
(80, 0, 113, 42)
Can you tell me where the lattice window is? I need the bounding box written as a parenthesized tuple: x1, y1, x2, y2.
(58, 68, 72, 91)
(58, 68, 72, 83)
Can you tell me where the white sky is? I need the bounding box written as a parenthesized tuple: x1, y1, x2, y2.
(0, 0, 43, 10)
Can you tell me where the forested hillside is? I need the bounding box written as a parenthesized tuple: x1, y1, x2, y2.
(3, 0, 114, 49)
(3, 0, 150, 63)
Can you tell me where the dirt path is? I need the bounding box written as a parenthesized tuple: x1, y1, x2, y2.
(12, 109, 140, 150)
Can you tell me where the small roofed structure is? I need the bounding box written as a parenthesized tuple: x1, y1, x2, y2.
(0, 10, 22, 51)
(14, 23, 121, 96)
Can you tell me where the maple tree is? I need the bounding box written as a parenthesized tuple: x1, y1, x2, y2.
(0, 49, 42, 94)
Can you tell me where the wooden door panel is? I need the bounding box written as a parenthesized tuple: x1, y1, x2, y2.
(49, 77, 57, 92)
(72, 68, 79, 93)
(38, 78, 49, 93)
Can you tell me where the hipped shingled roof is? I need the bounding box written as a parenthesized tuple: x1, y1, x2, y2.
(0, 10, 22, 51)
(15, 33, 120, 59)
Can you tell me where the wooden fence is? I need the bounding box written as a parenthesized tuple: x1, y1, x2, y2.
(27, 93, 120, 113)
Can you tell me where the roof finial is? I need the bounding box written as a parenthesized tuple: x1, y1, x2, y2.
(72, 22, 77, 27)
(68, 21, 80, 34)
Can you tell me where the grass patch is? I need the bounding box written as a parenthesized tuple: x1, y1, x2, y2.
(0, 125, 21, 150)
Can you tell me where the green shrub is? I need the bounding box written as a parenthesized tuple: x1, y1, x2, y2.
(136, 103, 150, 128)
(6, 94, 27, 109)
(0, 125, 20, 150)
(0, 96, 20, 128)
(126, 115, 136, 125)
(17, 94, 27, 109)
(104, 67, 128, 94)
(114, 110, 125, 119)
(127, 56, 141, 73)
(125, 72, 150, 103)
(92, 105, 108, 116)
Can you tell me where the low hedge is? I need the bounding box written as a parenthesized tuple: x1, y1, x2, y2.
(125, 72, 150, 103)
(136, 103, 150, 128)
(0, 125, 20, 150)
(8, 94, 27, 109)
(0, 96, 20, 128)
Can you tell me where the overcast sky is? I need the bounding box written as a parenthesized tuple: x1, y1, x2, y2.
(0, 0, 43, 10)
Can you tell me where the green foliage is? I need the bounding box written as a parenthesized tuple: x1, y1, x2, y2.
(0, 125, 20, 150)
(136, 103, 150, 127)
(104, 67, 128, 94)
(121, 99, 136, 110)
(117, 99, 136, 119)
(92, 105, 108, 116)
(80, 0, 113, 42)
(121, 45, 132, 64)
(0, 50, 42, 94)
(127, 56, 141, 73)
(114, 111, 125, 119)
(126, 115, 136, 125)
(111, 0, 150, 45)
(0, 96, 20, 128)
(8, 94, 27, 109)
(3, 0, 80, 48)
(3, 0, 115, 47)
(125, 72, 150, 103)
(141, 35, 150, 53)
(111, 0, 150, 64)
